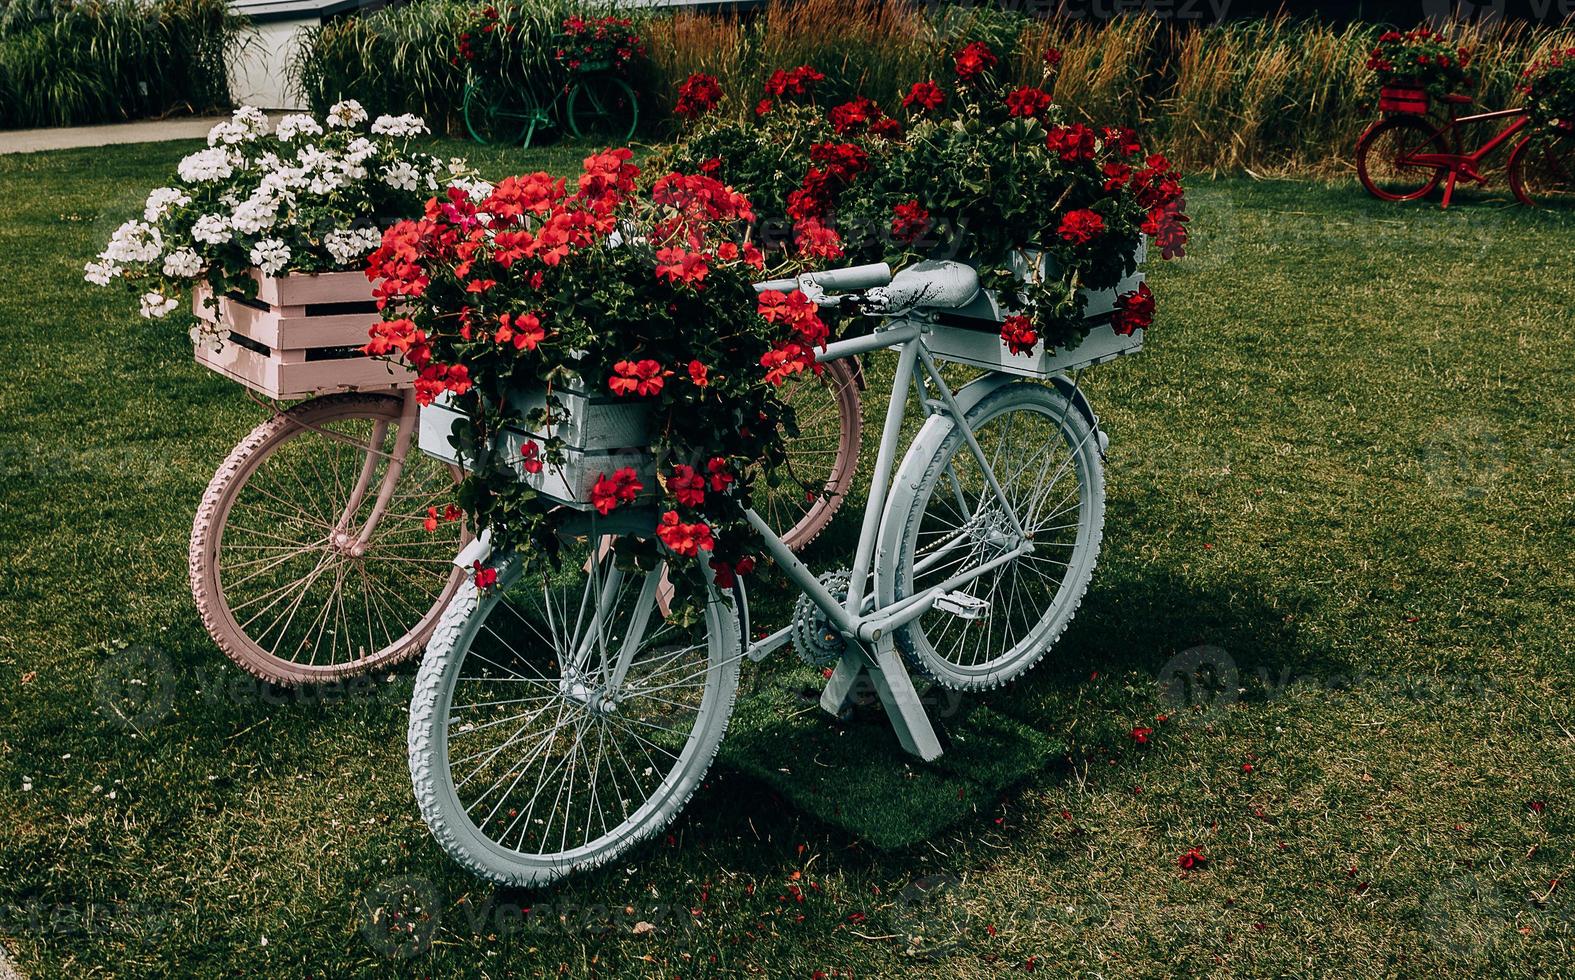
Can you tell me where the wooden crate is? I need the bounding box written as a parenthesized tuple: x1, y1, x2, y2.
(927, 250, 1146, 379)
(1379, 86, 1429, 115)
(192, 270, 411, 400)
(419, 390, 656, 511)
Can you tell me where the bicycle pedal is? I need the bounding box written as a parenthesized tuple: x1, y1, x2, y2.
(934, 591, 990, 620)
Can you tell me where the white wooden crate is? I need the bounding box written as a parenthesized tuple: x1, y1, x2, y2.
(192, 270, 410, 399)
(928, 242, 1146, 379)
(419, 391, 655, 510)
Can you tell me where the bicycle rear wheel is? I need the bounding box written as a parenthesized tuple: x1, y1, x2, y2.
(462, 78, 536, 147)
(565, 74, 638, 143)
(1356, 117, 1448, 201)
(879, 382, 1104, 691)
(190, 393, 468, 685)
(408, 512, 741, 886)
(1509, 130, 1575, 208)
(760, 360, 862, 551)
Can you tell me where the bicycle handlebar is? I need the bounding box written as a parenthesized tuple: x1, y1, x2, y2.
(752, 262, 893, 295)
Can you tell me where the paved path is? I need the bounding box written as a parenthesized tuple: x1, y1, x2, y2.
(0, 116, 224, 155)
(0, 942, 23, 980)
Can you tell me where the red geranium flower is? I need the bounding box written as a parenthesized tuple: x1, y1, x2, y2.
(1000, 314, 1037, 356)
(520, 439, 543, 474)
(903, 80, 945, 112)
(669, 464, 707, 507)
(890, 199, 931, 245)
(590, 467, 645, 516)
(1044, 46, 1063, 67)
(472, 562, 498, 589)
(1045, 123, 1098, 162)
(675, 72, 723, 119)
(655, 246, 710, 287)
(609, 359, 670, 397)
(706, 456, 735, 492)
(657, 510, 715, 557)
(1131, 725, 1154, 745)
(1004, 86, 1053, 119)
(1057, 208, 1105, 245)
(828, 97, 881, 134)
(688, 360, 709, 387)
(794, 218, 844, 260)
(953, 41, 998, 83)
(1177, 847, 1207, 870)
(1112, 283, 1154, 335)
(495, 311, 544, 351)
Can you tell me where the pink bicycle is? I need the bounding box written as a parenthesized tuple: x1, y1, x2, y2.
(185, 271, 863, 685)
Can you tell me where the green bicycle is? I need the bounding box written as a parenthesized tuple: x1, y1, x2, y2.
(462, 63, 639, 148)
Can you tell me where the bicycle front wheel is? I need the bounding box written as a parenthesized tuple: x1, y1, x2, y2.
(190, 393, 469, 685)
(408, 513, 741, 886)
(564, 74, 638, 143)
(879, 382, 1104, 691)
(1509, 130, 1575, 208)
(1356, 117, 1447, 202)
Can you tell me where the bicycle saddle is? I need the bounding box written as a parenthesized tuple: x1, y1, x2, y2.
(863, 260, 980, 314)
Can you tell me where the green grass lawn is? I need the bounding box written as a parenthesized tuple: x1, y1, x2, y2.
(1, 137, 1573, 978)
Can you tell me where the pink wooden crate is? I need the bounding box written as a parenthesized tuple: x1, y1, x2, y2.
(192, 270, 412, 400)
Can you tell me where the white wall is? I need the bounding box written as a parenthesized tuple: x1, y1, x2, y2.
(228, 18, 315, 110)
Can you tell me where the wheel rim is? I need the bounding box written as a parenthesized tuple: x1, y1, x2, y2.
(897, 391, 1100, 685)
(208, 401, 466, 675)
(1513, 133, 1575, 208)
(1359, 120, 1445, 200)
(435, 530, 726, 866)
(566, 75, 638, 143)
(758, 361, 860, 550)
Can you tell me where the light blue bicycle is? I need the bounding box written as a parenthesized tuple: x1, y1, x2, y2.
(406, 255, 1146, 885)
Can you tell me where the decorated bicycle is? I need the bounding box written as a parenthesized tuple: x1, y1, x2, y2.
(86, 102, 854, 686)
(458, 7, 642, 148)
(380, 48, 1189, 885)
(1357, 27, 1575, 207)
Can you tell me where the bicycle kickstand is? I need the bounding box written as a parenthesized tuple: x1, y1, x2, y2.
(819, 637, 944, 762)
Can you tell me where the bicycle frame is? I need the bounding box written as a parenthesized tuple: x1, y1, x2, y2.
(1404, 107, 1529, 207)
(740, 317, 1029, 655)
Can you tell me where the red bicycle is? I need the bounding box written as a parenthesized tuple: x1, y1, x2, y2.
(1357, 87, 1575, 208)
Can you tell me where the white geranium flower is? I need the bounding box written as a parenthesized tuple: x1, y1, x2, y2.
(450, 177, 494, 201)
(323, 227, 382, 266)
(249, 238, 291, 275)
(327, 99, 368, 129)
(274, 114, 324, 141)
(191, 214, 231, 245)
(139, 291, 180, 319)
(306, 168, 345, 195)
(143, 187, 191, 222)
(231, 197, 278, 236)
(381, 160, 419, 192)
(177, 147, 236, 183)
(233, 105, 271, 137)
(102, 219, 163, 264)
(206, 120, 245, 146)
(161, 247, 203, 279)
(371, 113, 428, 138)
(84, 258, 119, 286)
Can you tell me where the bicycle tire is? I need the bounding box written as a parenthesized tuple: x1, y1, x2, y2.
(878, 381, 1104, 691)
(190, 393, 468, 685)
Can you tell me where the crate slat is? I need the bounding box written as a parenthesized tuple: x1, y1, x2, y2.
(191, 273, 408, 399)
(250, 269, 376, 307)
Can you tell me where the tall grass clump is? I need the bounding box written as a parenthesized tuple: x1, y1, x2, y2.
(290, 0, 646, 124)
(0, 0, 244, 129)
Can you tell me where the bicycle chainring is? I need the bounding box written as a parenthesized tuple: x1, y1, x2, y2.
(791, 569, 852, 669)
